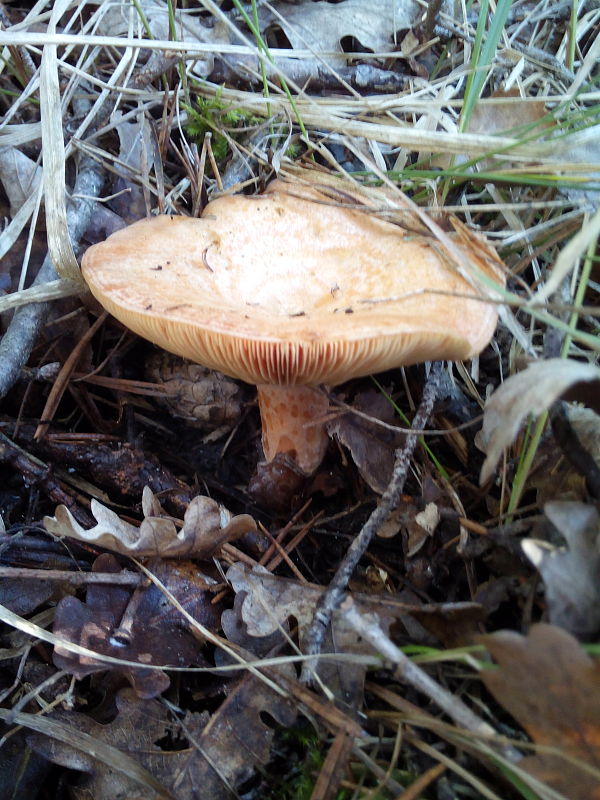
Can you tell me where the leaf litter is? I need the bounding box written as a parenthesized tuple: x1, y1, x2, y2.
(0, 0, 599, 798)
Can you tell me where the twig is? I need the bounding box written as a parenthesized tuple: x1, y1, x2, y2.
(0, 566, 141, 586)
(300, 362, 443, 684)
(34, 311, 108, 439)
(422, 0, 444, 41)
(389, 762, 445, 800)
(0, 155, 104, 399)
(310, 728, 354, 800)
(342, 596, 521, 763)
(0, 431, 93, 525)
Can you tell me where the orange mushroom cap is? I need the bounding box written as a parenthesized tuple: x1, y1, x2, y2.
(82, 177, 505, 489)
(81, 180, 505, 389)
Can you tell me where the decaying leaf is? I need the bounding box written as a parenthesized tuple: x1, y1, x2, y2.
(53, 554, 221, 698)
(29, 674, 295, 800)
(479, 359, 600, 484)
(522, 502, 600, 639)
(258, 0, 419, 70)
(480, 624, 600, 800)
(44, 487, 256, 558)
(327, 389, 404, 493)
(0, 146, 42, 216)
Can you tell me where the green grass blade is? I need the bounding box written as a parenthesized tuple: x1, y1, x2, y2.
(460, 0, 514, 131)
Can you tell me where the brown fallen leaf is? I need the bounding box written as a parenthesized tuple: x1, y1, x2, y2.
(28, 674, 296, 800)
(480, 624, 600, 800)
(327, 388, 404, 494)
(53, 554, 222, 698)
(468, 88, 549, 138)
(44, 486, 256, 558)
(431, 87, 550, 170)
(522, 502, 600, 639)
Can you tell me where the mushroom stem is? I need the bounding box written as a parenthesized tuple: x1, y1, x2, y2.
(256, 384, 330, 475)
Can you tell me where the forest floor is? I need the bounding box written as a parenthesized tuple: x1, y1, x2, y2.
(0, 2, 599, 799)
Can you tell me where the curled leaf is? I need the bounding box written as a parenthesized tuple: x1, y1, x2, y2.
(44, 487, 256, 558)
(479, 359, 600, 484)
(522, 502, 600, 638)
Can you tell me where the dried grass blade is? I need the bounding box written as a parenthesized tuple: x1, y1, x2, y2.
(0, 280, 81, 313)
(39, 3, 81, 283)
(528, 204, 600, 305)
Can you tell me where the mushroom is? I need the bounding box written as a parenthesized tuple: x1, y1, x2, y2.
(81, 173, 505, 504)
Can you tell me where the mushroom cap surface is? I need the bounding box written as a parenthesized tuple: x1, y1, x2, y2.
(82, 182, 505, 386)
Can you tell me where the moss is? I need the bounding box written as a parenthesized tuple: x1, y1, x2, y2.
(184, 92, 263, 164)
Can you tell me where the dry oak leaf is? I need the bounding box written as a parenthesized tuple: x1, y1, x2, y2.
(258, 0, 419, 70)
(53, 554, 222, 698)
(226, 564, 380, 709)
(28, 675, 295, 800)
(480, 624, 600, 800)
(227, 564, 485, 707)
(96, 0, 228, 76)
(44, 486, 256, 558)
(479, 359, 600, 484)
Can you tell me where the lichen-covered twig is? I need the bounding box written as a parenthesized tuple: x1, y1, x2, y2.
(0, 155, 104, 399)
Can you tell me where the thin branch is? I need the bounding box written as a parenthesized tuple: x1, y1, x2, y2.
(342, 596, 522, 764)
(0, 566, 142, 586)
(300, 362, 443, 683)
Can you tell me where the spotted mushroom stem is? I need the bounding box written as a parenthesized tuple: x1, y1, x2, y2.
(256, 384, 330, 475)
